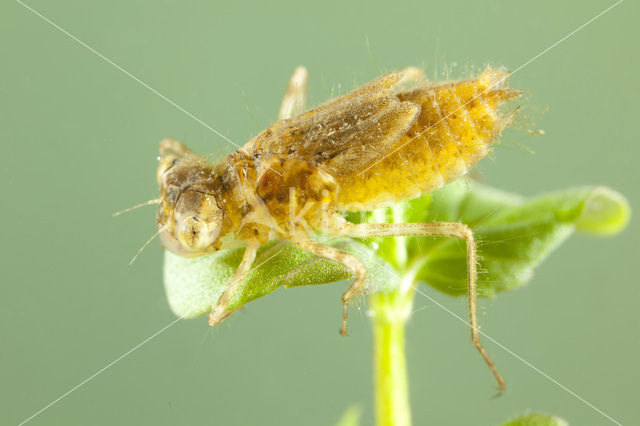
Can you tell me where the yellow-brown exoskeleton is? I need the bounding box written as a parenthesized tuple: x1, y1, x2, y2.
(156, 65, 520, 391)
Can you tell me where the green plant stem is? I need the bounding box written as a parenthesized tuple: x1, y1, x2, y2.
(370, 289, 414, 426)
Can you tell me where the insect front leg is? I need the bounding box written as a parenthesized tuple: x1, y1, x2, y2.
(159, 138, 197, 158)
(278, 66, 308, 120)
(208, 239, 261, 326)
(293, 238, 366, 336)
(333, 220, 506, 393)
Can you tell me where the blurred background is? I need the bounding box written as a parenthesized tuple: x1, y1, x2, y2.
(1, 0, 638, 424)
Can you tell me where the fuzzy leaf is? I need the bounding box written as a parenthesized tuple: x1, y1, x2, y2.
(335, 405, 361, 426)
(164, 180, 628, 317)
(502, 413, 568, 426)
(414, 182, 628, 296)
(345, 181, 628, 297)
(164, 236, 400, 318)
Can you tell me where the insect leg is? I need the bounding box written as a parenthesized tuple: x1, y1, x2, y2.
(159, 138, 197, 158)
(278, 66, 308, 120)
(334, 220, 506, 392)
(208, 239, 261, 326)
(397, 66, 429, 86)
(293, 238, 366, 336)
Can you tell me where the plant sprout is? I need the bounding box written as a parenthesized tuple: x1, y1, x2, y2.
(164, 179, 629, 425)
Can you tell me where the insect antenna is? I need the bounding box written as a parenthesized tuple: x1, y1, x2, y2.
(129, 225, 167, 266)
(112, 198, 161, 217)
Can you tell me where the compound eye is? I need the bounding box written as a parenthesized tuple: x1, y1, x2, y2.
(177, 216, 211, 252)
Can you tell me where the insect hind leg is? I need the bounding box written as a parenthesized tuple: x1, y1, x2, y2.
(332, 219, 506, 392)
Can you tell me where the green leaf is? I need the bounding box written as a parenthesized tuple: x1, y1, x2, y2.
(164, 236, 400, 318)
(502, 413, 568, 426)
(163, 180, 629, 317)
(335, 405, 361, 426)
(400, 181, 629, 297)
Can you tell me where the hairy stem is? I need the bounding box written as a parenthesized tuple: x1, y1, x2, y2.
(370, 289, 414, 426)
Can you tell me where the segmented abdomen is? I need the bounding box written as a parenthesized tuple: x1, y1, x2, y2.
(336, 68, 520, 211)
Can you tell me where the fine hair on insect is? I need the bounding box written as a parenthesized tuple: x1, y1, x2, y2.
(150, 65, 521, 392)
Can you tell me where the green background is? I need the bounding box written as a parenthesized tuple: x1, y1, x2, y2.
(2, 0, 638, 425)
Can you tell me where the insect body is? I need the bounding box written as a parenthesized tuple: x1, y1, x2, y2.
(156, 66, 520, 391)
